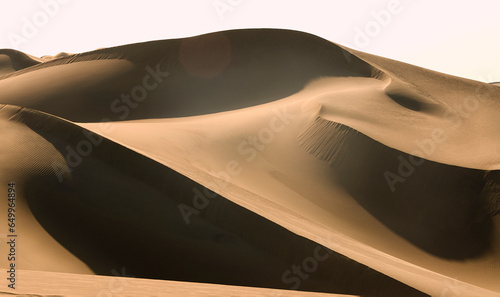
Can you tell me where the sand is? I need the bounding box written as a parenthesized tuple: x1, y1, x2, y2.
(1, 29, 499, 296)
(0, 269, 359, 297)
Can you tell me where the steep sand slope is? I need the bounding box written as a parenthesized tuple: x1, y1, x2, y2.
(81, 91, 500, 296)
(0, 106, 425, 296)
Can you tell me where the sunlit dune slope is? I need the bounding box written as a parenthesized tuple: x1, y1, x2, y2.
(0, 105, 426, 296)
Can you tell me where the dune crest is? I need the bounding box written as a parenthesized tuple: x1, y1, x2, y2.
(0, 49, 41, 76)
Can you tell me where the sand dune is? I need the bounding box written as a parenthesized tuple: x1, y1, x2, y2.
(0, 105, 424, 296)
(0, 270, 359, 297)
(1, 29, 499, 296)
(0, 30, 371, 121)
(0, 49, 42, 76)
(79, 97, 500, 296)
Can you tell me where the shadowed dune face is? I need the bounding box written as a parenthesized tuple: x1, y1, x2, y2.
(289, 73, 500, 259)
(8, 108, 427, 297)
(299, 117, 498, 259)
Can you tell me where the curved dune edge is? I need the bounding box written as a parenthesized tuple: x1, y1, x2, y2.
(76, 98, 500, 296)
(0, 102, 494, 296)
(299, 75, 500, 171)
(119, 140, 500, 297)
(0, 49, 42, 76)
(2, 105, 425, 296)
(298, 115, 499, 258)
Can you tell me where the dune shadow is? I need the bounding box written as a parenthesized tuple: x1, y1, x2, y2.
(13, 108, 428, 297)
(299, 117, 497, 259)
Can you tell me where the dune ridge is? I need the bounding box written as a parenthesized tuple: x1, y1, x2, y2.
(0, 50, 127, 80)
(78, 94, 500, 296)
(298, 115, 498, 259)
(0, 29, 372, 122)
(0, 49, 41, 76)
(3, 106, 426, 296)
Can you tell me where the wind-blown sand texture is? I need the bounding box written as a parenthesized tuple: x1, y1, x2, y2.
(0, 29, 499, 296)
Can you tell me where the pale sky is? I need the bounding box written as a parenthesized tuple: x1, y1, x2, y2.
(0, 0, 499, 82)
